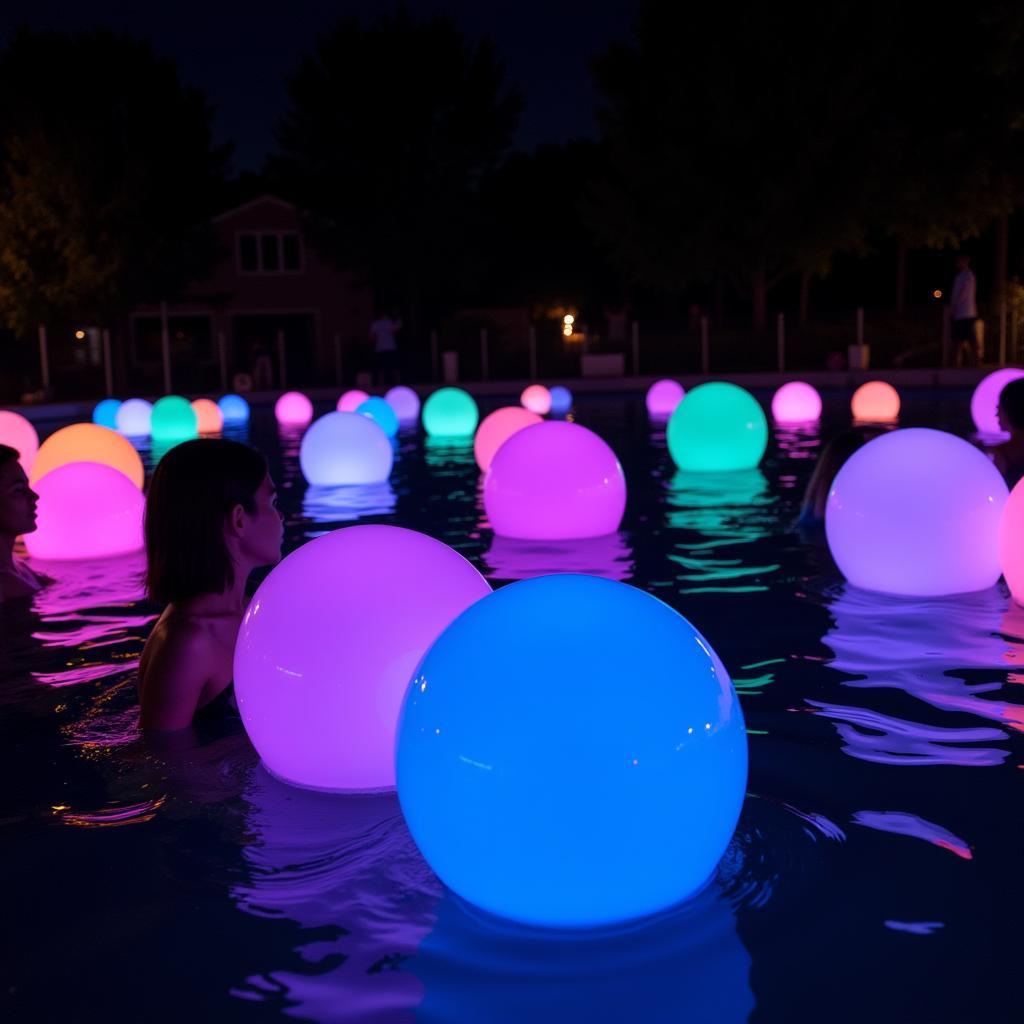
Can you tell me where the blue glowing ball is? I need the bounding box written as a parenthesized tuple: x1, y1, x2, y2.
(218, 393, 251, 426)
(548, 385, 573, 415)
(396, 573, 747, 928)
(299, 411, 394, 485)
(114, 398, 153, 437)
(92, 398, 122, 430)
(357, 396, 400, 439)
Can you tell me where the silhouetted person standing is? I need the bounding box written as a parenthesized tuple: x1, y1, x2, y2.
(950, 254, 979, 366)
(370, 311, 401, 387)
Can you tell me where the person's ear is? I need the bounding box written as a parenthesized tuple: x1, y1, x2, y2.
(225, 503, 246, 537)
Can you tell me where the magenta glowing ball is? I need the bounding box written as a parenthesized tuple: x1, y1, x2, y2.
(1000, 479, 1024, 606)
(384, 385, 421, 424)
(771, 381, 822, 424)
(826, 428, 1008, 597)
(473, 406, 542, 472)
(337, 389, 370, 413)
(275, 391, 314, 427)
(971, 368, 1024, 437)
(234, 525, 492, 792)
(646, 379, 685, 420)
(26, 462, 144, 560)
(0, 410, 39, 474)
(299, 411, 393, 485)
(521, 384, 552, 415)
(484, 421, 626, 540)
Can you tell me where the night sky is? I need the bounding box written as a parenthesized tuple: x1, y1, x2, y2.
(2, 1, 639, 171)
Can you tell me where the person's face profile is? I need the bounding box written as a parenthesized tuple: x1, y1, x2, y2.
(0, 460, 39, 537)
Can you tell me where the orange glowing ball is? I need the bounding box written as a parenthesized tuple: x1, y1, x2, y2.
(851, 381, 900, 423)
(0, 410, 40, 474)
(191, 398, 224, 434)
(30, 423, 145, 489)
(474, 407, 543, 472)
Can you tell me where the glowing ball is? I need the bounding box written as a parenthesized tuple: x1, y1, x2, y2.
(0, 411, 39, 473)
(971, 368, 1024, 437)
(190, 398, 223, 434)
(396, 573, 747, 927)
(851, 381, 900, 423)
(667, 382, 767, 472)
(299, 411, 393, 485)
(91, 399, 121, 431)
(549, 385, 573, 415)
(31, 423, 144, 489)
(337, 389, 369, 413)
(771, 381, 822, 424)
(275, 391, 313, 427)
(385, 385, 421, 424)
(521, 384, 552, 415)
(218, 393, 250, 426)
(26, 462, 144, 560)
(646, 379, 685, 419)
(1000, 479, 1024, 606)
(115, 398, 153, 437)
(151, 395, 198, 444)
(235, 525, 492, 791)
(473, 406, 542, 472)
(356, 396, 400, 439)
(826, 428, 1007, 597)
(422, 388, 479, 438)
(484, 421, 626, 539)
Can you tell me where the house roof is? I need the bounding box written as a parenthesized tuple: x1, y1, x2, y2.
(211, 194, 296, 224)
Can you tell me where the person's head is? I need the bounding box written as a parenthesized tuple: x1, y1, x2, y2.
(145, 439, 282, 605)
(997, 378, 1024, 435)
(956, 253, 971, 271)
(0, 446, 38, 540)
(801, 430, 873, 523)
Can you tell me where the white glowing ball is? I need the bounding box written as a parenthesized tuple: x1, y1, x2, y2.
(826, 428, 1008, 597)
(646, 379, 685, 419)
(851, 381, 900, 423)
(115, 398, 153, 437)
(1000, 479, 1024, 605)
(337, 389, 370, 413)
(276, 391, 314, 427)
(771, 381, 822, 424)
(299, 412, 393, 485)
(0, 411, 39, 473)
(521, 384, 552, 415)
(384, 385, 421, 423)
(971, 368, 1024, 437)
(474, 406, 543, 472)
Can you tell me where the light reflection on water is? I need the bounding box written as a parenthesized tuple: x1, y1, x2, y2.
(483, 532, 634, 583)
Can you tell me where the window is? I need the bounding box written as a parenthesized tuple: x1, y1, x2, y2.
(237, 232, 303, 274)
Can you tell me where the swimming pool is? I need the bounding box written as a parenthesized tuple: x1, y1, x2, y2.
(2, 389, 1020, 1022)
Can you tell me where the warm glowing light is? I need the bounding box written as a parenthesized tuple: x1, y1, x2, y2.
(384, 385, 421, 424)
(356, 397, 399, 438)
(771, 381, 822, 424)
(74, 330, 86, 340)
(151, 395, 198, 444)
(564, 314, 575, 325)
(0, 411, 39, 473)
(971, 368, 1024, 437)
(115, 398, 153, 437)
(275, 391, 314, 427)
(933, 289, 943, 299)
(1000, 479, 1024, 605)
(667, 382, 767, 471)
(473, 406, 542, 471)
(520, 384, 552, 415)
(218, 394, 250, 426)
(646, 379, 685, 420)
(562, 325, 573, 337)
(299, 411, 393, 485)
(337, 389, 370, 413)
(31, 423, 144, 489)
(191, 398, 224, 434)
(851, 381, 900, 423)
(422, 387, 479, 437)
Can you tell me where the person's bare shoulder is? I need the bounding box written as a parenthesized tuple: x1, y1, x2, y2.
(139, 616, 219, 732)
(0, 567, 39, 603)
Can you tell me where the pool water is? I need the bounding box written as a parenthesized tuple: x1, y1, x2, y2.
(2, 390, 1022, 1023)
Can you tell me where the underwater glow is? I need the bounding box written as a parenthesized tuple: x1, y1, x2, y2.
(356, 397, 400, 438)
(771, 381, 822, 424)
(191, 398, 223, 434)
(667, 382, 767, 472)
(151, 395, 198, 444)
(484, 421, 626, 539)
(422, 388, 479, 437)
(337, 389, 370, 413)
(30, 423, 144, 489)
(26, 462, 144, 560)
(91, 399, 122, 431)
(521, 384, 552, 415)
(826, 428, 1007, 597)
(299, 412, 393, 485)
(548, 385, 573, 415)
(234, 525, 491, 792)
(473, 407, 542, 472)
(0, 410, 39, 473)
(275, 391, 314, 427)
(1000, 479, 1024, 605)
(218, 394, 251, 425)
(646, 379, 685, 419)
(114, 398, 153, 437)
(385, 385, 421, 423)
(851, 381, 900, 423)
(971, 368, 1024, 437)
(395, 573, 748, 927)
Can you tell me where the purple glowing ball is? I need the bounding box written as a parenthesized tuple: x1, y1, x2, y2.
(971, 368, 1024, 437)
(771, 381, 822, 424)
(275, 391, 314, 427)
(646, 379, 685, 419)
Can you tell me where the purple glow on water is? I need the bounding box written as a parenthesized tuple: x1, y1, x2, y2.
(852, 811, 973, 860)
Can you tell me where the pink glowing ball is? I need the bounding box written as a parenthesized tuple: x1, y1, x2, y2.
(234, 525, 492, 792)
(25, 462, 144, 560)
(0, 410, 39, 473)
(771, 381, 822, 424)
(473, 406, 542, 471)
(851, 381, 900, 423)
(337, 389, 370, 413)
(646, 379, 685, 419)
(275, 391, 314, 427)
(484, 421, 627, 540)
(1000, 479, 1024, 605)
(521, 384, 552, 415)
(972, 368, 1024, 437)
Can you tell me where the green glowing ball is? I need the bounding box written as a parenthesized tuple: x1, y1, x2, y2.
(422, 387, 479, 438)
(151, 395, 199, 445)
(667, 382, 767, 472)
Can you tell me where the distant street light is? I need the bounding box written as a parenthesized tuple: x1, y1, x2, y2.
(74, 329, 86, 340)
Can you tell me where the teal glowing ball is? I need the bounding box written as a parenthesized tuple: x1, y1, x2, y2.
(151, 395, 199, 445)
(667, 382, 767, 472)
(218, 393, 250, 426)
(356, 396, 400, 439)
(396, 573, 748, 928)
(92, 399, 122, 430)
(422, 387, 479, 438)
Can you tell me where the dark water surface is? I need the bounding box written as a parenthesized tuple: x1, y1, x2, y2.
(2, 390, 1021, 1023)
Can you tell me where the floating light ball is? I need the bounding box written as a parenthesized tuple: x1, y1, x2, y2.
(191, 398, 223, 434)
(484, 421, 626, 539)
(826, 428, 1007, 597)
(385, 385, 421, 424)
(473, 407, 542, 472)
(26, 462, 144, 560)
(235, 525, 491, 791)
(851, 381, 900, 423)
(31, 423, 144, 489)
(91, 399, 122, 431)
(218, 393, 251, 426)
(971, 368, 1024, 437)
(337, 389, 370, 413)
(521, 384, 552, 415)
(548, 385, 573, 415)
(771, 381, 822, 424)
(667, 382, 767, 472)
(299, 411, 393, 485)
(1000, 479, 1024, 606)
(422, 388, 479, 438)
(275, 391, 314, 427)
(115, 398, 153, 437)
(396, 573, 748, 927)
(151, 395, 198, 444)
(356, 396, 400, 439)
(646, 379, 685, 420)
(0, 411, 39, 473)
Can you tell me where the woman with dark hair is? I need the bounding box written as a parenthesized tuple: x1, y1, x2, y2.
(993, 378, 1024, 490)
(0, 444, 41, 601)
(798, 430, 873, 529)
(138, 439, 283, 732)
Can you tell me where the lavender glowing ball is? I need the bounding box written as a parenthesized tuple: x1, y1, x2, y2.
(667, 382, 767, 472)
(851, 381, 900, 423)
(971, 368, 1024, 437)
(0, 410, 39, 473)
(473, 406, 542, 472)
(646, 379, 685, 420)
(999, 479, 1024, 606)
(234, 525, 492, 791)
(299, 411, 393, 485)
(422, 388, 479, 438)
(91, 399, 122, 431)
(275, 391, 314, 427)
(385, 385, 421, 424)
(771, 381, 822, 424)
(218, 394, 250, 426)
(31, 423, 144, 489)
(115, 398, 153, 437)
(826, 428, 1008, 597)
(357, 396, 400, 439)
(548, 385, 573, 415)
(395, 573, 748, 927)
(337, 389, 370, 413)
(151, 395, 199, 444)
(484, 421, 626, 540)
(26, 462, 144, 560)
(191, 398, 223, 434)
(521, 384, 552, 415)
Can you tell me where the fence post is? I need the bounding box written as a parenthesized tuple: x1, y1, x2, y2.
(430, 329, 439, 382)
(700, 316, 710, 375)
(480, 328, 489, 381)
(777, 312, 785, 373)
(37, 324, 50, 392)
(631, 321, 640, 376)
(102, 328, 114, 396)
(276, 328, 287, 390)
(217, 331, 228, 391)
(160, 300, 172, 393)
(529, 325, 538, 380)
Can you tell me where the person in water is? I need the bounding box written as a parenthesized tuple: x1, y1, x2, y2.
(139, 439, 283, 731)
(992, 378, 1024, 490)
(0, 444, 42, 601)
(798, 430, 872, 528)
